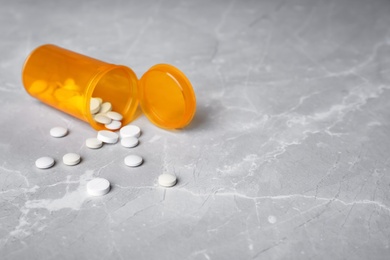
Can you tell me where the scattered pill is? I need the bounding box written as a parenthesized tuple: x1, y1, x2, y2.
(99, 102, 112, 114)
(87, 178, 110, 196)
(97, 130, 119, 144)
(120, 125, 141, 138)
(86, 138, 103, 149)
(105, 120, 122, 130)
(63, 153, 81, 166)
(106, 111, 123, 121)
(90, 98, 101, 114)
(124, 155, 143, 167)
(35, 156, 55, 169)
(50, 126, 68, 138)
(268, 215, 277, 224)
(94, 114, 112, 124)
(158, 174, 177, 187)
(121, 137, 139, 148)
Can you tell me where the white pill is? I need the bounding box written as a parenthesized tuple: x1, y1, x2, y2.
(158, 174, 177, 187)
(124, 155, 143, 167)
(97, 130, 119, 144)
(86, 138, 103, 149)
(106, 111, 123, 121)
(121, 137, 139, 148)
(90, 98, 101, 114)
(94, 114, 112, 124)
(94, 97, 103, 105)
(50, 126, 68, 138)
(35, 156, 55, 169)
(120, 125, 141, 138)
(63, 153, 81, 166)
(105, 120, 122, 130)
(99, 102, 112, 114)
(87, 178, 110, 196)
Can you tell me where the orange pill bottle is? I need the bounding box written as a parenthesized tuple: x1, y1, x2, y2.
(22, 44, 196, 130)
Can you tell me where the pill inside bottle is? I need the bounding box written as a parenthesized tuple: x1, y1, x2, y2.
(22, 44, 196, 130)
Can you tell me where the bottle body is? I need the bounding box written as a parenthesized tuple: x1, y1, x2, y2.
(22, 44, 139, 130)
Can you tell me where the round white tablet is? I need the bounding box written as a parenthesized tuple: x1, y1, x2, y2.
(105, 120, 122, 130)
(97, 130, 119, 144)
(99, 102, 112, 114)
(158, 174, 177, 187)
(63, 153, 81, 166)
(94, 97, 103, 105)
(35, 156, 55, 169)
(87, 178, 110, 196)
(121, 137, 139, 148)
(124, 155, 143, 167)
(90, 98, 101, 114)
(94, 114, 112, 124)
(50, 126, 68, 138)
(106, 111, 123, 121)
(86, 138, 103, 149)
(120, 125, 141, 138)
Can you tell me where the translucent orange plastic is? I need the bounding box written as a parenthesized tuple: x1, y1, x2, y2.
(139, 64, 196, 129)
(22, 44, 196, 130)
(22, 44, 139, 130)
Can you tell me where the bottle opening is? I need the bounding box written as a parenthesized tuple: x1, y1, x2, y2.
(87, 66, 138, 130)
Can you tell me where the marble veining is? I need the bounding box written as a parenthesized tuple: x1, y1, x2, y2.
(1, 0, 390, 259)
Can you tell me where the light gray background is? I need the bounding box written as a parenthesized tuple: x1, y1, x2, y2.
(1, 0, 390, 259)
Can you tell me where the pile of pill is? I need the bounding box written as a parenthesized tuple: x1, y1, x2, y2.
(90, 97, 123, 130)
(89, 125, 141, 150)
(35, 123, 177, 197)
(29, 79, 84, 116)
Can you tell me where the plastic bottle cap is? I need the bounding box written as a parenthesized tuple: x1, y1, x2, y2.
(139, 64, 196, 129)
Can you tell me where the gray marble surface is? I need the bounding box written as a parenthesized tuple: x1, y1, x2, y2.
(1, 0, 390, 259)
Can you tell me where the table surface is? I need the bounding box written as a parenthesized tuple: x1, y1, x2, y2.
(1, 0, 390, 259)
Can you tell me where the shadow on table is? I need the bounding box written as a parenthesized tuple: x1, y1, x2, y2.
(185, 103, 208, 131)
